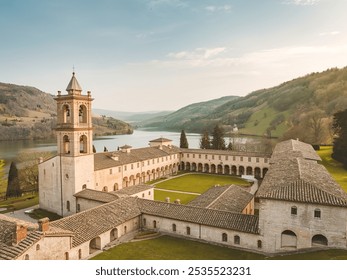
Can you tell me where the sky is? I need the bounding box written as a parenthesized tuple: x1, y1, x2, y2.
(1, 0, 347, 112)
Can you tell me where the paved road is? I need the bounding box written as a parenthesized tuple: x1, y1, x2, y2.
(4, 205, 39, 223)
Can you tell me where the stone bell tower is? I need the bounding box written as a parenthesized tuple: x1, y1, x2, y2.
(52, 72, 95, 216)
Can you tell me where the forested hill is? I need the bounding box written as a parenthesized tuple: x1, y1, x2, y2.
(141, 67, 347, 144)
(0, 83, 132, 141)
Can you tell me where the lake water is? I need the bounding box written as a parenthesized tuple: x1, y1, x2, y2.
(0, 129, 261, 174)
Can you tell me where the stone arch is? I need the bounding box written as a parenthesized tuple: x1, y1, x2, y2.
(211, 164, 216, 174)
(79, 135, 88, 153)
(186, 162, 191, 171)
(281, 230, 297, 248)
(198, 163, 203, 172)
(246, 166, 253, 175)
(79, 104, 88, 123)
(217, 164, 223, 174)
(62, 104, 70, 123)
(123, 177, 129, 188)
(110, 228, 118, 241)
(231, 165, 237, 175)
(113, 183, 118, 191)
(181, 162, 185, 171)
(224, 165, 230, 175)
(136, 173, 141, 184)
(239, 166, 245, 176)
(192, 162, 197, 172)
(89, 237, 101, 254)
(204, 163, 210, 173)
(312, 234, 328, 246)
(254, 167, 261, 178)
(63, 135, 70, 154)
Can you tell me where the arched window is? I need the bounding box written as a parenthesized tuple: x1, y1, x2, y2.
(36, 244, 40, 251)
(257, 240, 262, 249)
(186, 226, 191, 235)
(62, 105, 70, 123)
(79, 105, 87, 123)
(114, 183, 118, 191)
(222, 233, 228, 242)
(124, 226, 127, 234)
(234, 235, 240, 245)
(82, 184, 87, 190)
(314, 209, 321, 218)
(172, 224, 176, 232)
(80, 135, 88, 153)
(153, 220, 157, 229)
(291, 206, 297, 215)
(24, 254, 29, 260)
(66, 200, 70, 211)
(78, 249, 82, 260)
(63, 135, 70, 154)
(102, 186, 108, 192)
(65, 252, 69, 260)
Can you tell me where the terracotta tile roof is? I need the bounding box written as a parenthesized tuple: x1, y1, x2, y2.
(187, 185, 253, 213)
(149, 138, 172, 142)
(94, 145, 181, 171)
(181, 148, 271, 158)
(74, 189, 119, 203)
(137, 199, 259, 234)
(51, 197, 141, 247)
(112, 184, 153, 196)
(257, 140, 347, 207)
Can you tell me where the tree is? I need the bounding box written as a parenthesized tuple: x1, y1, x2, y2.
(332, 109, 347, 168)
(199, 130, 211, 149)
(6, 161, 21, 198)
(211, 125, 226, 150)
(180, 130, 189, 148)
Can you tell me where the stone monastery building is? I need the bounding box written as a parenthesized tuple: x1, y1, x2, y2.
(0, 73, 347, 260)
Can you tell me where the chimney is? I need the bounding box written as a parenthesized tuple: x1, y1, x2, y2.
(14, 224, 27, 244)
(38, 218, 50, 232)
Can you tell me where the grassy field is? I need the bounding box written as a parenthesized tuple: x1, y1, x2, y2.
(0, 194, 38, 214)
(154, 174, 250, 194)
(91, 235, 347, 260)
(154, 189, 198, 204)
(317, 146, 347, 192)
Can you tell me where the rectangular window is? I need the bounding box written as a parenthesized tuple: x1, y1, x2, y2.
(199, 154, 201, 159)
(205, 155, 208, 159)
(131, 164, 134, 169)
(256, 158, 259, 163)
(187, 154, 190, 158)
(291, 207, 297, 215)
(225, 156, 228, 160)
(124, 165, 127, 171)
(264, 158, 268, 163)
(240, 157, 243, 162)
(193, 154, 195, 158)
(314, 209, 321, 218)
(212, 155, 215, 160)
(148, 160, 150, 165)
(248, 157, 251, 162)
(219, 155, 221, 160)
(109, 169, 112, 175)
(233, 156, 236, 161)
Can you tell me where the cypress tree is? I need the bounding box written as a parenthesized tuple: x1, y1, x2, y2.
(6, 161, 21, 198)
(332, 109, 347, 168)
(180, 130, 189, 148)
(211, 125, 226, 150)
(200, 130, 211, 149)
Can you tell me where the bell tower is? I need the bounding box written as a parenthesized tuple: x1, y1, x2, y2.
(51, 72, 95, 216)
(55, 72, 93, 156)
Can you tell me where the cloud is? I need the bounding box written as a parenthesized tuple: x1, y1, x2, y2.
(148, 0, 187, 8)
(283, 0, 320, 5)
(167, 47, 226, 61)
(205, 5, 231, 12)
(319, 31, 341, 36)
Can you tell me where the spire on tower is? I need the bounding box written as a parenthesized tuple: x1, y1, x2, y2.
(66, 71, 82, 94)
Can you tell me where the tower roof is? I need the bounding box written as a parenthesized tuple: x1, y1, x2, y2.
(66, 72, 82, 93)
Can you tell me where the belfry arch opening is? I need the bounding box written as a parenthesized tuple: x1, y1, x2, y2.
(62, 104, 70, 123)
(79, 105, 87, 123)
(80, 135, 88, 153)
(63, 135, 70, 154)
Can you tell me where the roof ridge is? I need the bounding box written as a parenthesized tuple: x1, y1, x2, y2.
(206, 185, 232, 208)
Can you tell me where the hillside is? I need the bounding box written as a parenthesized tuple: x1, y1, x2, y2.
(139, 95, 239, 130)
(142, 67, 347, 144)
(0, 83, 132, 141)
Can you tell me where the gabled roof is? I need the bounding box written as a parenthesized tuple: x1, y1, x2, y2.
(149, 137, 172, 143)
(74, 189, 119, 203)
(66, 72, 82, 92)
(111, 184, 153, 196)
(187, 185, 253, 213)
(256, 139, 347, 207)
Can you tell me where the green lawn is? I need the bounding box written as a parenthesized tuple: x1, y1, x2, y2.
(154, 174, 250, 194)
(154, 189, 198, 204)
(0, 194, 38, 213)
(91, 235, 347, 260)
(317, 146, 347, 192)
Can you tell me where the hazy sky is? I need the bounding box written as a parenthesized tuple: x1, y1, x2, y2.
(1, 0, 347, 112)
